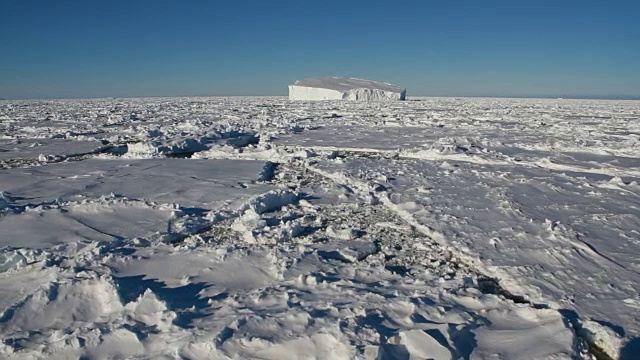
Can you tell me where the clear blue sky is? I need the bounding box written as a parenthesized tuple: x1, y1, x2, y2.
(1, 0, 639, 99)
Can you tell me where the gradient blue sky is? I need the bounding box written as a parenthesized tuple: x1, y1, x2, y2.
(1, 0, 639, 99)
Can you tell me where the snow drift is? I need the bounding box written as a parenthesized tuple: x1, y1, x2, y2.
(288, 77, 406, 101)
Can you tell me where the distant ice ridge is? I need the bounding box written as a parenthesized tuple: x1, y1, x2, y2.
(288, 77, 406, 101)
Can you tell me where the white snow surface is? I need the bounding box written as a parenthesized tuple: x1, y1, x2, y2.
(1, 96, 639, 359)
(289, 77, 406, 101)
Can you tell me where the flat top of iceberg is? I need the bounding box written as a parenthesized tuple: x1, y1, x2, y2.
(292, 77, 405, 93)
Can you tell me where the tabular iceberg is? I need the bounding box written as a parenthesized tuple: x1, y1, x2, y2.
(288, 77, 406, 101)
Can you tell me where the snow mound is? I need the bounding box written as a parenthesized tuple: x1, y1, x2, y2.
(289, 77, 406, 101)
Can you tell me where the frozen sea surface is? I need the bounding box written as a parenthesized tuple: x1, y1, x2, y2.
(0, 96, 639, 359)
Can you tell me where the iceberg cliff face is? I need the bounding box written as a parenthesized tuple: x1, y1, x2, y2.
(288, 77, 406, 101)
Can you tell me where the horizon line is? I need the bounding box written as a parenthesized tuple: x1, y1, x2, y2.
(1, 94, 639, 101)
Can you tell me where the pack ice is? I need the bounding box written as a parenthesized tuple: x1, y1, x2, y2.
(288, 77, 407, 101)
(1, 96, 639, 359)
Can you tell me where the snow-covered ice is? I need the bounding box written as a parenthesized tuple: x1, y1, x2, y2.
(0, 96, 639, 359)
(0, 158, 275, 209)
(289, 77, 407, 101)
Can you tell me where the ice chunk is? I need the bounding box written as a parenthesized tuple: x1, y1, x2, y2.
(288, 77, 406, 101)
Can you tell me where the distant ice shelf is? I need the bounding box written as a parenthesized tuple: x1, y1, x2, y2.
(288, 77, 406, 101)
